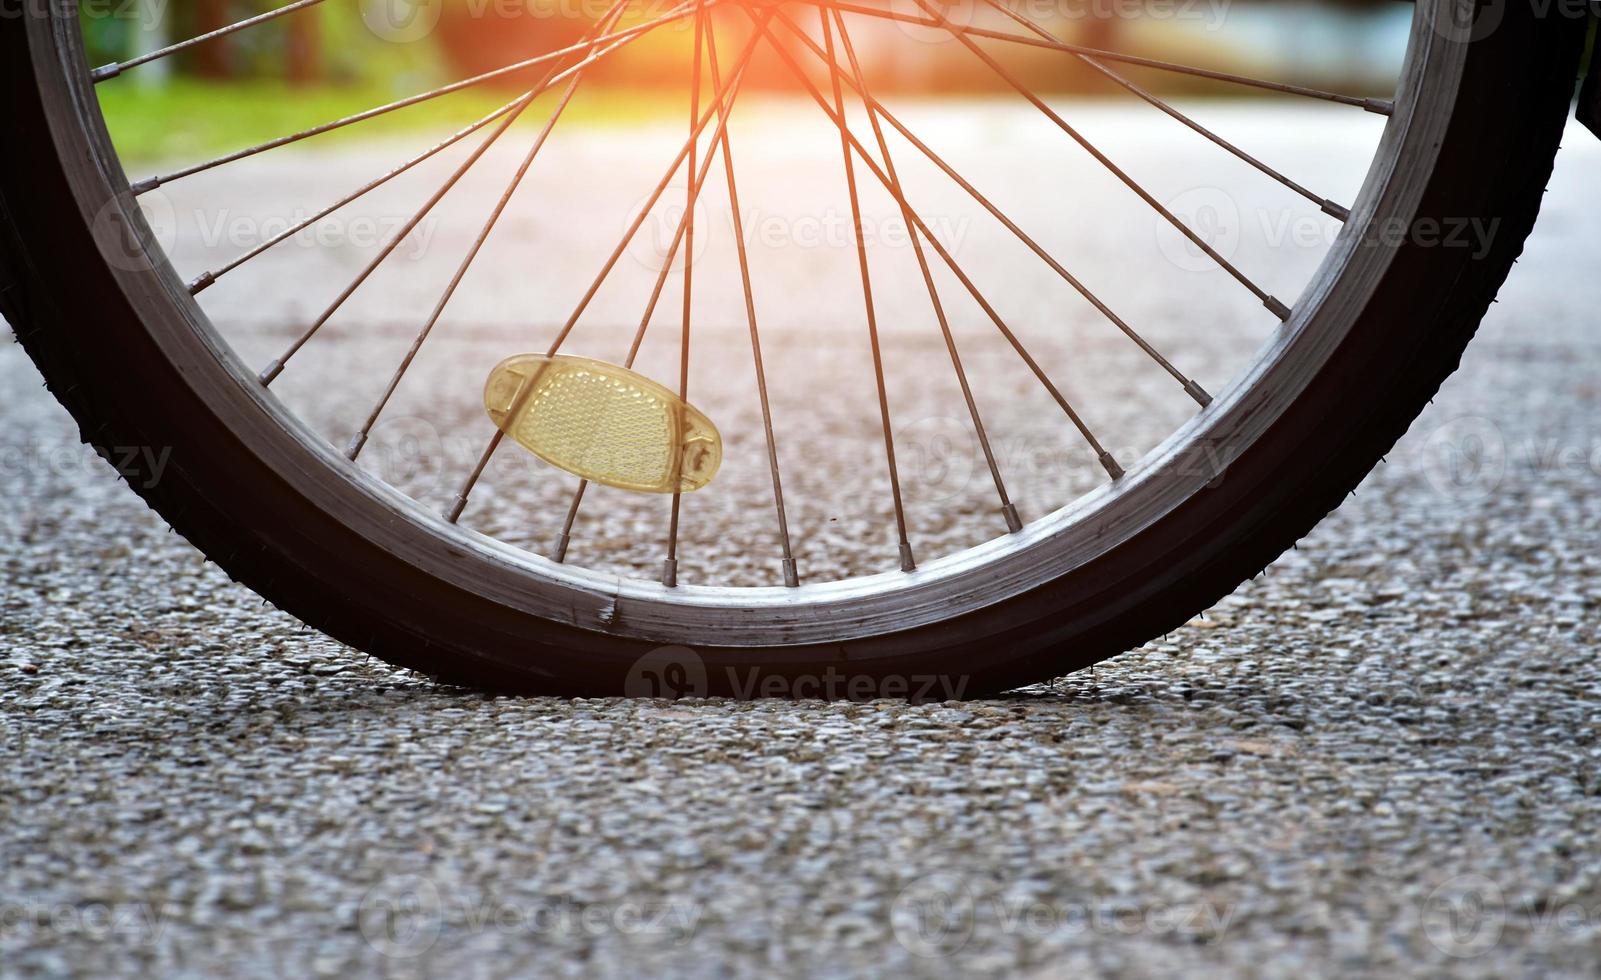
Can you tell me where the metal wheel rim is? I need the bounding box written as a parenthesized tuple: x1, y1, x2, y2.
(40, 1, 1460, 646)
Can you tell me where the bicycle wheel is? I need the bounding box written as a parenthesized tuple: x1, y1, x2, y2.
(0, 0, 1586, 695)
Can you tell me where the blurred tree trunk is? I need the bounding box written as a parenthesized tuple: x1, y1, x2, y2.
(1073, 6, 1119, 92)
(1079, 9, 1117, 53)
(193, 0, 231, 78)
(286, 14, 322, 85)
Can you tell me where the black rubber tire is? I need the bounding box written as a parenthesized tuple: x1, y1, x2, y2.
(0, 3, 1587, 696)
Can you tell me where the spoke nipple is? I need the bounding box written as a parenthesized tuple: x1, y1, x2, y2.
(129, 176, 160, 196)
(1265, 296, 1292, 321)
(188, 271, 216, 295)
(258, 359, 284, 386)
(91, 63, 123, 83)
(661, 558, 678, 588)
(781, 557, 800, 589)
(1002, 503, 1023, 534)
(1362, 98, 1395, 117)
(899, 542, 916, 573)
(344, 432, 368, 461)
(444, 494, 469, 524)
(1321, 200, 1351, 223)
(1098, 452, 1125, 481)
(1183, 379, 1213, 408)
(553, 532, 571, 564)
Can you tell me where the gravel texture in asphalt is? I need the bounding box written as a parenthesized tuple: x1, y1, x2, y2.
(2, 106, 1599, 977)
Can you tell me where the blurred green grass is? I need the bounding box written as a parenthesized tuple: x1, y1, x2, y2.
(96, 80, 685, 162)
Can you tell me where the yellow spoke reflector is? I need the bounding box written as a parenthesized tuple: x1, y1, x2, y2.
(484, 354, 722, 494)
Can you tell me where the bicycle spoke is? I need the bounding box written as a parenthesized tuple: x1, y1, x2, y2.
(816, 12, 1020, 535)
(91, 0, 325, 82)
(830, 10, 1124, 482)
(130, 0, 707, 194)
(258, 9, 637, 386)
(663, 5, 709, 589)
(980, 0, 1350, 221)
(344, 0, 633, 464)
(789, 0, 1393, 115)
(535, 18, 762, 361)
(906, 0, 1290, 321)
(259, 102, 526, 386)
(444, 11, 770, 530)
(522, 9, 800, 578)
(84, 0, 1415, 592)
(704, 10, 800, 587)
(818, 12, 917, 567)
(762, 9, 1211, 407)
(551, 14, 735, 565)
(190, 94, 532, 295)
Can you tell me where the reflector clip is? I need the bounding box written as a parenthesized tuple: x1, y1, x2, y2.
(484, 354, 722, 494)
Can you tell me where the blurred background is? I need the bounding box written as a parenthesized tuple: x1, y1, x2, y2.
(86, 0, 1412, 160)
